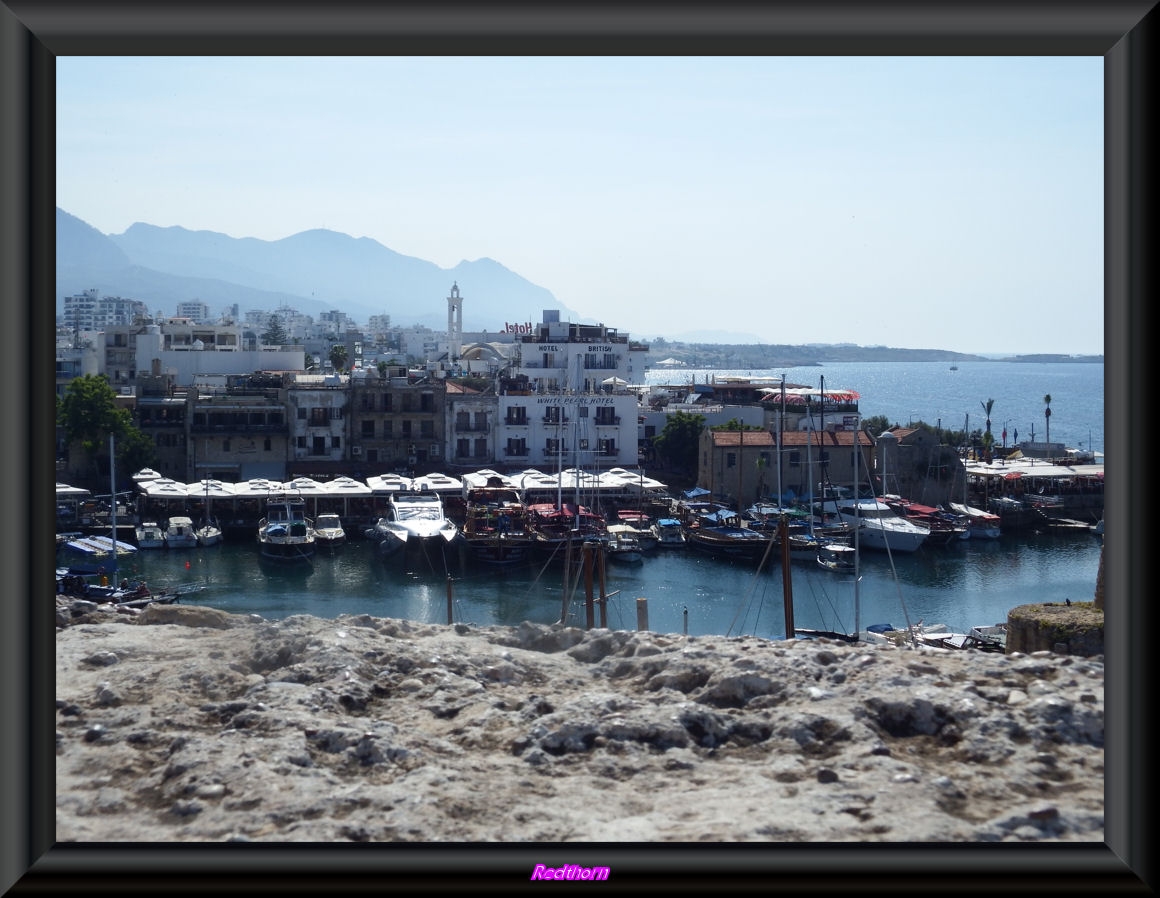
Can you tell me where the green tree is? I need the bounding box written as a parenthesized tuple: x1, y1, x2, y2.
(116, 426, 157, 479)
(980, 398, 995, 441)
(329, 344, 349, 372)
(652, 410, 705, 475)
(56, 374, 133, 480)
(261, 314, 287, 346)
(376, 360, 389, 379)
(861, 415, 891, 438)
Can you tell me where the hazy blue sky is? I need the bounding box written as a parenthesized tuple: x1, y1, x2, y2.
(57, 56, 1103, 355)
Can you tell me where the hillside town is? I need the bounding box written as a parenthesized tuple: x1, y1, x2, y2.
(56, 284, 1102, 524)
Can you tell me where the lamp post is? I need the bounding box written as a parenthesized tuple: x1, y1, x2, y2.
(1002, 419, 1011, 449)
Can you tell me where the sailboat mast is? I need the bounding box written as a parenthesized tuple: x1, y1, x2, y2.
(853, 415, 861, 638)
(109, 432, 117, 580)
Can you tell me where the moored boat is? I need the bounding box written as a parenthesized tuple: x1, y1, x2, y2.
(258, 492, 316, 562)
(651, 517, 687, 548)
(686, 524, 772, 563)
(313, 513, 347, 548)
(134, 521, 166, 549)
(460, 475, 535, 566)
(163, 515, 198, 549)
(367, 491, 460, 557)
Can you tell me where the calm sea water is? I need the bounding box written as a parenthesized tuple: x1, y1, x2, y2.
(648, 360, 1104, 455)
(105, 361, 1104, 640)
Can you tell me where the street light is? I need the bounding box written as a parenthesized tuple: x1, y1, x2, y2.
(1002, 419, 1011, 449)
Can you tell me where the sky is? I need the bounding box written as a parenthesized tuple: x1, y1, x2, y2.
(56, 56, 1104, 356)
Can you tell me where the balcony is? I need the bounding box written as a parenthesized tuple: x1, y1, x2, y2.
(541, 416, 571, 425)
(594, 416, 621, 426)
(504, 416, 529, 427)
(504, 447, 530, 457)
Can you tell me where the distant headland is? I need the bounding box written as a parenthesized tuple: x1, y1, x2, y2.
(645, 341, 1103, 369)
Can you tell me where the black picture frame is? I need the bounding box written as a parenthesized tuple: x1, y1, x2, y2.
(3, 2, 1150, 892)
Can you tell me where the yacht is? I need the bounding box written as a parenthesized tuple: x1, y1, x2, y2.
(831, 498, 929, 553)
(366, 491, 459, 556)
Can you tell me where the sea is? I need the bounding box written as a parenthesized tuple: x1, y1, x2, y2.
(99, 361, 1106, 642)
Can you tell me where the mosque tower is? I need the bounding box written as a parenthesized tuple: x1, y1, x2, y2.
(447, 282, 463, 366)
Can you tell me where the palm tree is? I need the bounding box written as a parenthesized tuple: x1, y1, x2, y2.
(1043, 394, 1052, 448)
(980, 398, 995, 441)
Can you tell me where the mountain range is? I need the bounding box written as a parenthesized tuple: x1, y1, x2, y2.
(55, 208, 581, 333)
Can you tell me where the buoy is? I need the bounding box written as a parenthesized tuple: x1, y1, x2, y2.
(185, 560, 191, 569)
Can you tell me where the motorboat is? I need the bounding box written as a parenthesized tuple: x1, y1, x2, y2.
(163, 515, 198, 549)
(367, 491, 459, 556)
(816, 542, 857, 573)
(134, 521, 166, 549)
(313, 512, 347, 547)
(947, 502, 1002, 540)
(650, 517, 686, 548)
(526, 502, 607, 561)
(258, 493, 316, 562)
(830, 498, 928, 553)
(603, 525, 645, 563)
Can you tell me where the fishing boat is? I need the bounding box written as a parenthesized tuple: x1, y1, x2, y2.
(603, 524, 645, 563)
(257, 492, 316, 562)
(816, 542, 857, 573)
(163, 515, 198, 549)
(134, 520, 166, 549)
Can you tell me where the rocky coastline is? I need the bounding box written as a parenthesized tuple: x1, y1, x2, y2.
(52, 599, 1105, 849)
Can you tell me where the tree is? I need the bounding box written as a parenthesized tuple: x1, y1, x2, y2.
(329, 344, 349, 372)
(980, 398, 994, 441)
(116, 426, 157, 479)
(1044, 393, 1052, 447)
(652, 410, 705, 475)
(261, 315, 287, 346)
(861, 415, 891, 438)
(56, 374, 133, 481)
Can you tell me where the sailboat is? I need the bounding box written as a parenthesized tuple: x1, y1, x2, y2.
(191, 478, 227, 546)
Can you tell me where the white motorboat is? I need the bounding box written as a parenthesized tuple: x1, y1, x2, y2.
(134, 521, 166, 549)
(816, 542, 857, 573)
(313, 512, 347, 547)
(831, 498, 928, 553)
(163, 515, 198, 549)
(947, 501, 1002, 540)
(650, 517, 686, 548)
(367, 491, 459, 556)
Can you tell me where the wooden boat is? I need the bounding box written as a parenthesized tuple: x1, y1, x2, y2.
(526, 502, 607, 561)
(258, 492, 316, 562)
(686, 524, 772, 562)
(460, 477, 535, 566)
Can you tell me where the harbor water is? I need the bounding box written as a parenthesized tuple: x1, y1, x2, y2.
(105, 526, 1103, 641)
(76, 361, 1105, 640)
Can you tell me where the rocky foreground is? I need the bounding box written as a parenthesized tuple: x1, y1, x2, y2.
(54, 601, 1104, 844)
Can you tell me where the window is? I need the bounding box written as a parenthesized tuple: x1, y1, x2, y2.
(263, 438, 271, 451)
(331, 436, 341, 449)
(726, 452, 736, 468)
(297, 408, 306, 420)
(361, 420, 375, 438)
(789, 451, 801, 468)
(383, 420, 393, 438)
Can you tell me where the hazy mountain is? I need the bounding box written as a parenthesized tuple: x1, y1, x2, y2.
(55, 208, 578, 330)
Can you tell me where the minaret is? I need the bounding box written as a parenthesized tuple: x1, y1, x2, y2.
(447, 282, 463, 365)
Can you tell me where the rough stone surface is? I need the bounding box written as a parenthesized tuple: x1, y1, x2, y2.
(1007, 602, 1104, 656)
(55, 605, 1105, 843)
